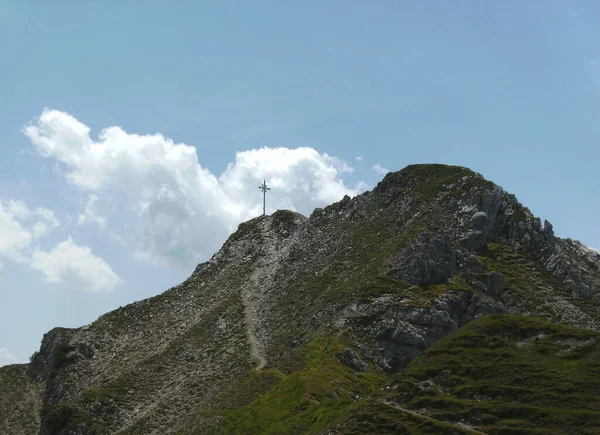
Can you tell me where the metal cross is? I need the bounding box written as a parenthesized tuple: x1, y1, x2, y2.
(258, 180, 270, 216)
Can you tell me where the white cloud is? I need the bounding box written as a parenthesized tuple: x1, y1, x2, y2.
(78, 195, 106, 229)
(31, 237, 122, 293)
(372, 164, 389, 175)
(0, 348, 18, 366)
(355, 156, 364, 162)
(30, 209, 60, 239)
(0, 197, 119, 292)
(4, 200, 59, 239)
(0, 199, 60, 267)
(24, 108, 367, 267)
(0, 200, 33, 263)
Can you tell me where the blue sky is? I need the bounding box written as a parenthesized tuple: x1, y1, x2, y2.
(1, 1, 599, 364)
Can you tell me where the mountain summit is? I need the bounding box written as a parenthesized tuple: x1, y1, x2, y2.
(2, 164, 600, 434)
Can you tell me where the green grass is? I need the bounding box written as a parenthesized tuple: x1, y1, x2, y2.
(191, 334, 386, 434)
(374, 164, 493, 203)
(184, 313, 600, 434)
(388, 314, 600, 434)
(320, 400, 477, 434)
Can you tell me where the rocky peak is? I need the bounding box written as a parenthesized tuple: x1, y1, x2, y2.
(1, 164, 599, 435)
(373, 163, 477, 195)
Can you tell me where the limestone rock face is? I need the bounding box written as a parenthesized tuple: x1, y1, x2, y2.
(337, 348, 369, 372)
(544, 239, 600, 300)
(1, 164, 599, 435)
(386, 235, 458, 286)
(488, 271, 504, 298)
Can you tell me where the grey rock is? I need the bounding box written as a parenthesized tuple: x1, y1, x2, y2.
(471, 186, 505, 235)
(488, 271, 503, 298)
(337, 348, 369, 372)
(370, 292, 504, 371)
(470, 212, 488, 231)
(544, 219, 555, 242)
(386, 235, 457, 285)
(543, 239, 599, 300)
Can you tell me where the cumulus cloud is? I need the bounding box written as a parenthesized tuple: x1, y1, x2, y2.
(0, 201, 33, 263)
(0, 199, 59, 263)
(0, 198, 123, 292)
(355, 156, 364, 162)
(31, 237, 122, 293)
(78, 195, 106, 229)
(0, 348, 18, 366)
(24, 108, 367, 267)
(372, 164, 389, 175)
(7, 200, 60, 239)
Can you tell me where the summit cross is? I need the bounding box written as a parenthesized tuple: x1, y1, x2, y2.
(258, 180, 270, 216)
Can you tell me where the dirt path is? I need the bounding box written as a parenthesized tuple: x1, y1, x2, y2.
(379, 400, 487, 435)
(241, 292, 267, 370)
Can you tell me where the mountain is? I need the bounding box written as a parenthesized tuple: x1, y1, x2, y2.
(2, 164, 599, 435)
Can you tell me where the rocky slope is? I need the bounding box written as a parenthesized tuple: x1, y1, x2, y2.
(1, 164, 599, 434)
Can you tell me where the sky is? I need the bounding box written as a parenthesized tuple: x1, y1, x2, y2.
(1, 1, 599, 365)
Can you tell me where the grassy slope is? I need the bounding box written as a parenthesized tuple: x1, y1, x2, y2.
(182, 334, 387, 434)
(319, 400, 479, 434)
(190, 312, 600, 434)
(385, 314, 600, 434)
(315, 314, 600, 434)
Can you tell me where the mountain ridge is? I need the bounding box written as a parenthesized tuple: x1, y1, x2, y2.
(2, 163, 599, 434)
